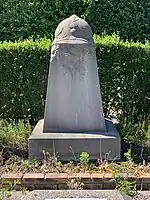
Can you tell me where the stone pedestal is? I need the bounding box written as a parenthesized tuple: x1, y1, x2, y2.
(29, 118, 121, 161)
(28, 15, 121, 161)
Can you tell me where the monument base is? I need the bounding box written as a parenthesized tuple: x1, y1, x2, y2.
(29, 119, 121, 161)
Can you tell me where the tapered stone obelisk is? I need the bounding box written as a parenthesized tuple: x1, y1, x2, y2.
(43, 15, 106, 133)
(29, 15, 121, 161)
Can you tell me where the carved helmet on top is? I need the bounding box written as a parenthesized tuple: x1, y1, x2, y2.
(53, 15, 93, 44)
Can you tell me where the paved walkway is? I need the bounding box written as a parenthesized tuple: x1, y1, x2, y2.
(3, 190, 150, 200)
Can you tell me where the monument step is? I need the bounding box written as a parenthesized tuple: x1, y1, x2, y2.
(29, 119, 120, 161)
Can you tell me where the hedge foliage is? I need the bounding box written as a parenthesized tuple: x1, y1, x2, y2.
(0, 0, 150, 42)
(0, 35, 149, 143)
(85, 0, 150, 42)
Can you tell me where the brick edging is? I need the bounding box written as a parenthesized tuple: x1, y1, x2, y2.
(0, 173, 150, 190)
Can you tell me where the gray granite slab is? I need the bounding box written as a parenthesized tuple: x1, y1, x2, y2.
(4, 190, 150, 200)
(29, 118, 121, 161)
(22, 190, 125, 200)
(45, 199, 107, 200)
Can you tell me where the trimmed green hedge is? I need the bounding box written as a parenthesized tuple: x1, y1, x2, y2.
(0, 0, 150, 42)
(0, 35, 149, 142)
(0, 39, 51, 122)
(84, 0, 150, 42)
(0, 0, 84, 42)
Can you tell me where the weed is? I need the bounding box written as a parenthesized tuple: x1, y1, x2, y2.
(111, 149, 138, 196)
(19, 159, 40, 173)
(67, 178, 84, 190)
(80, 152, 89, 166)
(0, 149, 149, 179)
(5, 156, 40, 173)
(56, 161, 62, 167)
(0, 179, 27, 200)
(0, 120, 31, 150)
(112, 174, 137, 196)
(42, 150, 57, 166)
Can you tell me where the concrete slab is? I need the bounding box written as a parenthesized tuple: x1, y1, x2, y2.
(4, 190, 150, 200)
(45, 199, 107, 200)
(29, 118, 121, 161)
(22, 190, 125, 200)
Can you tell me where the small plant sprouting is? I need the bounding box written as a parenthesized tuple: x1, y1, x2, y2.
(111, 149, 138, 197)
(42, 150, 57, 167)
(80, 152, 89, 165)
(0, 179, 27, 200)
(112, 174, 137, 197)
(57, 161, 62, 167)
(67, 178, 84, 190)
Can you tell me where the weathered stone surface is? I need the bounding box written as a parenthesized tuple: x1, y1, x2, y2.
(46, 198, 107, 200)
(43, 44, 105, 133)
(22, 190, 125, 200)
(29, 15, 121, 161)
(53, 15, 93, 44)
(29, 118, 121, 161)
(43, 15, 105, 133)
(4, 190, 150, 200)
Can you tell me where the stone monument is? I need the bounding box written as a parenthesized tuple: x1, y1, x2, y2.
(29, 15, 121, 161)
